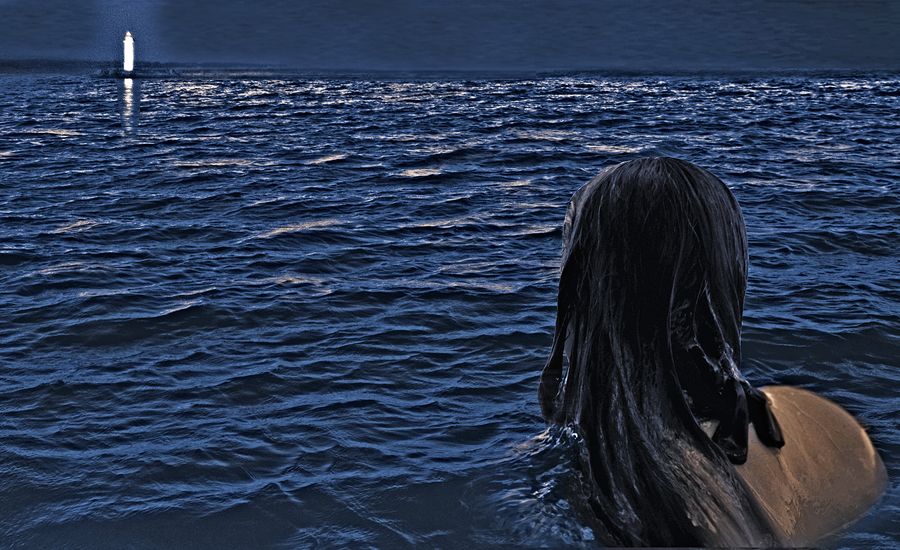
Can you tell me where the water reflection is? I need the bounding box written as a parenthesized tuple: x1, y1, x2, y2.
(120, 78, 140, 132)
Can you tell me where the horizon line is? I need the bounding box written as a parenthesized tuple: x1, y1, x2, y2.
(1, 58, 898, 78)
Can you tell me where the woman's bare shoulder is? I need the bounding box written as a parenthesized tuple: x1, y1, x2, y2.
(735, 385, 887, 546)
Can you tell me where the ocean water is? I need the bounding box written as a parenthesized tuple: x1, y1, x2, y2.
(0, 71, 897, 548)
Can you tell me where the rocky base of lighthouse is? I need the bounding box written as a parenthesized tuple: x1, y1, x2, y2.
(99, 68, 138, 79)
(98, 65, 188, 79)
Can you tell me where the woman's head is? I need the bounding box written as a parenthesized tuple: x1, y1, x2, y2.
(541, 157, 748, 427)
(539, 158, 781, 546)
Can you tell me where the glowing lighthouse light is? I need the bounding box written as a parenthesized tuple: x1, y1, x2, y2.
(123, 31, 135, 74)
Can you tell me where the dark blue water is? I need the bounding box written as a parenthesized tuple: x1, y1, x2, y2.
(0, 72, 897, 548)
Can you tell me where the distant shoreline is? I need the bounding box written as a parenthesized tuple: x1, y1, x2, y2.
(2, 59, 898, 80)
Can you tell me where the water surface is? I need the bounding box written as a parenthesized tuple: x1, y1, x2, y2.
(0, 72, 897, 547)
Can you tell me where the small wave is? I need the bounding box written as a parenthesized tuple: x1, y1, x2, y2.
(268, 274, 327, 286)
(514, 129, 578, 142)
(585, 145, 644, 154)
(158, 300, 202, 317)
(399, 168, 443, 177)
(76, 288, 137, 298)
(518, 225, 561, 238)
(414, 144, 464, 155)
(253, 219, 344, 239)
(174, 158, 253, 168)
(50, 219, 100, 234)
(27, 128, 83, 137)
(241, 273, 331, 287)
(160, 82, 221, 95)
(401, 215, 477, 229)
(33, 261, 109, 276)
(247, 196, 287, 207)
(498, 179, 533, 188)
(446, 281, 518, 293)
(396, 278, 522, 294)
(168, 287, 218, 299)
(306, 153, 349, 165)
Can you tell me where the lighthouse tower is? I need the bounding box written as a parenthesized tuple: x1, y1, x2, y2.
(123, 31, 135, 75)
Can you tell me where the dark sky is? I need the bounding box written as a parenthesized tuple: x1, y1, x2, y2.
(1, 0, 898, 70)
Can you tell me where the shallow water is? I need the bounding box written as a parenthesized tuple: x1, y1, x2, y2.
(0, 72, 897, 548)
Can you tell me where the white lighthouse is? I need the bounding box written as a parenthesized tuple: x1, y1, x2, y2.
(123, 31, 135, 74)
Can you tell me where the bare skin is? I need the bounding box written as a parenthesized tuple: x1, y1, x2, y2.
(734, 386, 887, 546)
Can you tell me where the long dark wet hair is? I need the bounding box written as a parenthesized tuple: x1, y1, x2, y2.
(539, 158, 784, 547)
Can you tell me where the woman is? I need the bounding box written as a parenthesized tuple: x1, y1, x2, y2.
(538, 157, 886, 547)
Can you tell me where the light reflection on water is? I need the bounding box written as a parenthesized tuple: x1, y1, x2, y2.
(120, 77, 139, 132)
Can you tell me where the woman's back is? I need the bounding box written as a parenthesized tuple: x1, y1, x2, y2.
(737, 386, 887, 546)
